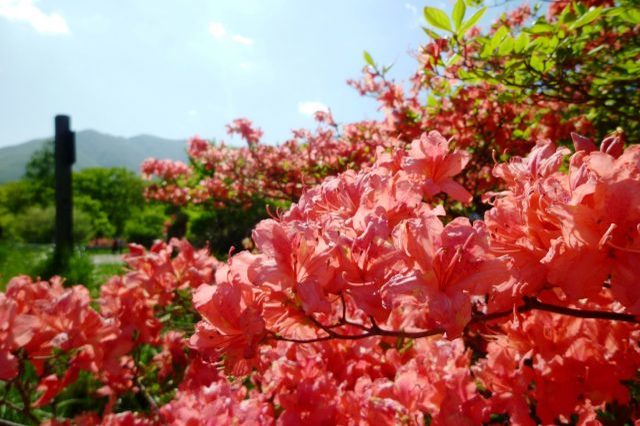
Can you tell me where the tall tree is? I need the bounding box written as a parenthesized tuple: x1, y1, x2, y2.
(23, 140, 55, 206)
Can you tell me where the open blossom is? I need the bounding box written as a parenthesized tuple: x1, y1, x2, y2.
(383, 216, 510, 336)
(1, 277, 118, 406)
(141, 158, 190, 180)
(474, 292, 640, 425)
(544, 144, 640, 306)
(187, 136, 210, 158)
(484, 132, 640, 308)
(161, 379, 274, 425)
(0, 294, 37, 380)
(226, 117, 264, 147)
(400, 131, 472, 203)
(190, 252, 267, 375)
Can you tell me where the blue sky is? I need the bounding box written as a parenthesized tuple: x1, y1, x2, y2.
(0, 0, 516, 148)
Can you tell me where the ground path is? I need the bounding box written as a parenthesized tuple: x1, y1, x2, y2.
(91, 254, 124, 265)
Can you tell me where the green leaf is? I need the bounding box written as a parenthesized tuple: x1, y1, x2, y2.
(514, 32, 530, 53)
(621, 8, 640, 24)
(548, 36, 559, 51)
(531, 35, 553, 53)
(480, 42, 493, 58)
(458, 7, 486, 35)
(530, 54, 544, 72)
(424, 7, 452, 32)
(498, 35, 514, 55)
(422, 27, 441, 40)
(587, 44, 607, 55)
(452, 0, 466, 30)
(446, 53, 462, 66)
(363, 51, 375, 67)
(570, 7, 602, 29)
(490, 26, 508, 50)
(529, 23, 554, 34)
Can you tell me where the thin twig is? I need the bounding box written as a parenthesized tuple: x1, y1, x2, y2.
(0, 419, 28, 426)
(134, 376, 160, 415)
(271, 297, 639, 344)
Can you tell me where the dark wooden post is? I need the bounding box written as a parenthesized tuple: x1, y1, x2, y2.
(53, 115, 75, 268)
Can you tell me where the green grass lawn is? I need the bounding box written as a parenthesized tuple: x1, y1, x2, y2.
(0, 242, 52, 290)
(89, 262, 127, 296)
(0, 242, 125, 292)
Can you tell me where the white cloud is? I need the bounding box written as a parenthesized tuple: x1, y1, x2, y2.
(208, 21, 226, 38)
(231, 34, 254, 46)
(208, 20, 254, 46)
(298, 101, 329, 117)
(404, 3, 417, 15)
(0, 0, 69, 35)
(404, 2, 424, 28)
(188, 109, 198, 116)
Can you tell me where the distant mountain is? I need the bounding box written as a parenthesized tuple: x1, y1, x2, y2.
(0, 130, 189, 183)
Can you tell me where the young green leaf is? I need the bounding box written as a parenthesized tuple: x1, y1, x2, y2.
(458, 7, 487, 35)
(452, 0, 466, 30)
(490, 26, 508, 50)
(529, 23, 554, 34)
(514, 32, 530, 53)
(530, 54, 544, 72)
(424, 7, 452, 32)
(621, 8, 640, 24)
(382, 62, 395, 74)
(570, 7, 602, 29)
(498, 35, 514, 55)
(422, 27, 441, 40)
(363, 51, 375, 67)
(446, 53, 462, 66)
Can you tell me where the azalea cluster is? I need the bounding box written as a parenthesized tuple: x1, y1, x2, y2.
(143, 114, 403, 208)
(142, 1, 613, 213)
(181, 131, 640, 424)
(349, 0, 609, 198)
(0, 240, 218, 423)
(2, 130, 640, 424)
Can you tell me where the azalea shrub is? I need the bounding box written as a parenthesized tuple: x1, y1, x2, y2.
(0, 239, 218, 424)
(141, 1, 638, 219)
(141, 114, 389, 208)
(3, 0, 640, 424)
(427, 0, 640, 140)
(1, 131, 640, 425)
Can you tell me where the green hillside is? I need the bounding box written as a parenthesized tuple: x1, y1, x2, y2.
(0, 130, 188, 183)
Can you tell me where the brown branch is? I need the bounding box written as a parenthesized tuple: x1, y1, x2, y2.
(0, 399, 24, 416)
(271, 331, 374, 343)
(14, 383, 37, 424)
(270, 297, 639, 344)
(131, 349, 161, 419)
(0, 419, 28, 426)
(14, 360, 38, 425)
(133, 375, 160, 415)
(523, 297, 638, 323)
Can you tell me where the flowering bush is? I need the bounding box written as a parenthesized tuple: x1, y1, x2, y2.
(140, 1, 640, 217)
(3, 0, 639, 423)
(142, 113, 398, 208)
(0, 239, 218, 423)
(2, 130, 640, 424)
